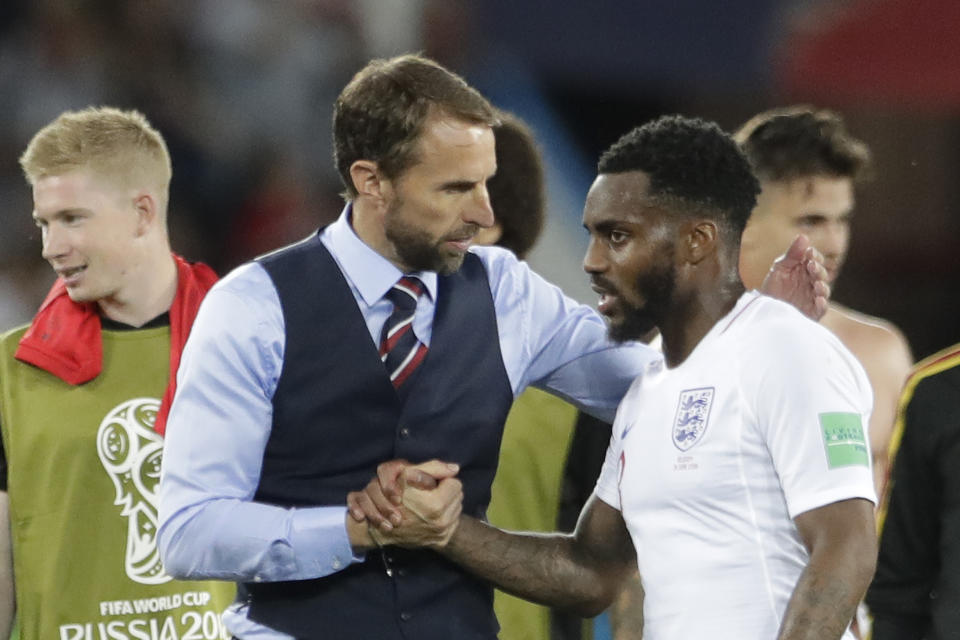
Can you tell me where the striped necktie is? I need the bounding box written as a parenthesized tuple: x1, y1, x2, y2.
(379, 276, 428, 388)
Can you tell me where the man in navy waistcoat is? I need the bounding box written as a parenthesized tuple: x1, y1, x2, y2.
(158, 55, 828, 640)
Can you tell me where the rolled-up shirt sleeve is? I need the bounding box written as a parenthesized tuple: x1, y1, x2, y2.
(158, 263, 359, 582)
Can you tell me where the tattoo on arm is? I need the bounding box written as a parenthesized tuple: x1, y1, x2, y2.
(778, 498, 877, 640)
(778, 565, 858, 639)
(441, 496, 634, 617)
(609, 561, 644, 639)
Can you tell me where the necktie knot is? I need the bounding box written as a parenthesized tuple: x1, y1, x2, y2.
(385, 276, 424, 312)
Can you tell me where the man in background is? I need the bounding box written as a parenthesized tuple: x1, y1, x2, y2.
(480, 112, 646, 640)
(866, 342, 960, 638)
(478, 112, 608, 640)
(735, 106, 913, 495)
(0, 107, 232, 639)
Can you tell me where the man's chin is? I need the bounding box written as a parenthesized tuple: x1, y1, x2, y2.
(436, 251, 466, 276)
(394, 245, 465, 275)
(608, 327, 637, 344)
(606, 316, 656, 344)
(64, 287, 93, 303)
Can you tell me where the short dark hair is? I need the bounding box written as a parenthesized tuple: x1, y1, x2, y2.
(333, 53, 499, 199)
(734, 106, 871, 183)
(598, 115, 760, 238)
(488, 113, 546, 259)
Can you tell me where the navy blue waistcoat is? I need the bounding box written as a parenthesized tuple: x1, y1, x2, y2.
(246, 233, 513, 639)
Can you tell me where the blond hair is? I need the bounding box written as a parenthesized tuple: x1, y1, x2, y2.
(19, 106, 172, 205)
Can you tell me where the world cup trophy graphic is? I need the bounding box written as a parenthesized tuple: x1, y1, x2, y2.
(96, 397, 171, 584)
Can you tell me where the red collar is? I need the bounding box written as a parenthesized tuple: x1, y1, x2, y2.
(15, 254, 217, 435)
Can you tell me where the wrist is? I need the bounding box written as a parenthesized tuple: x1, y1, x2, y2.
(439, 514, 468, 554)
(345, 513, 376, 552)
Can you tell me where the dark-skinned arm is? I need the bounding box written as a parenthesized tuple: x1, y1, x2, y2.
(348, 462, 636, 615)
(777, 497, 877, 640)
(438, 494, 636, 617)
(609, 561, 644, 639)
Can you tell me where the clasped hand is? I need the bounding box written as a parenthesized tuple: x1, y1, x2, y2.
(347, 459, 463, 549)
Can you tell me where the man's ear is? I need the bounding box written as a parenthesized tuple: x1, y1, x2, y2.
(684, 219, 719, 264)
(133, 192, 157, 237)
(350, 160, 388, 202)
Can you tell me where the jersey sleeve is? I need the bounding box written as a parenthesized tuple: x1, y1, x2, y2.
(745, 317, 876, 519)
(593, 378, 645, 510)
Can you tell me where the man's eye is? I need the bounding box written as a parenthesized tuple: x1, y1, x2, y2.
(609, 231, 628, 244)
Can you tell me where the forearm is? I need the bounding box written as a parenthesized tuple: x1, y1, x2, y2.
(778, 548, 875, 639)
(158, 497, 360, 582)
(441, 515, 622, 617)
(609, 562, 644, 639)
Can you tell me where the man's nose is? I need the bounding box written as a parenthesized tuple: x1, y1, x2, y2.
(818, 221, 849, 260)
(41, 225, 67, 261)
(583, 237, 607, 274)
(464, 185, 495, 229)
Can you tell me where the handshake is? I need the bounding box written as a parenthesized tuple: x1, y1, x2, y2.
(346, 459, 464, 551)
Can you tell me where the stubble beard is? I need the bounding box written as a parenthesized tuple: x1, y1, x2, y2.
(608, 259, 676, 344)
(384, 200, 468, 275)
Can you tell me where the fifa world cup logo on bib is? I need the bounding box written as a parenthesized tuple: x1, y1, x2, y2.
(96, 397, 171, 584)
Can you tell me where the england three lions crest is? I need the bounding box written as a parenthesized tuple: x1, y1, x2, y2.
(672, 387, 714, 451)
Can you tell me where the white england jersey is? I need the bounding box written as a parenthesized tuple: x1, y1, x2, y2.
(595, 291, 876, 639)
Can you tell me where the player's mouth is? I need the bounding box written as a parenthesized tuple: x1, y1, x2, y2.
(820, 253, 844, 281)
(56, 265, 87, 287)
(591, 281, 620, 315)
(444, 234, 475, 253)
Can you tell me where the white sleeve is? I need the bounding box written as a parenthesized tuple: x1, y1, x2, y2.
(744, 319, 877, 518)
(593, 380, 645, 510)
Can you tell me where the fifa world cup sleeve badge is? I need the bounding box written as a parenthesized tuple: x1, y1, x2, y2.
(818, 412, 869, 468)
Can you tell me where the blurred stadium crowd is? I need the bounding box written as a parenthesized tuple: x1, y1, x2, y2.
(0, 0, 958, 358)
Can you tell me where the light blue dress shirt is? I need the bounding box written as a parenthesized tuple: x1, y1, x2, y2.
(158, 207, 656, 638)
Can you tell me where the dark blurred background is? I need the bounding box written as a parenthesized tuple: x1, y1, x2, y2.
(1, 0, 957, 359)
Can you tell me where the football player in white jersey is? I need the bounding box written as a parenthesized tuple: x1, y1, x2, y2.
(349, 115, 877, 640)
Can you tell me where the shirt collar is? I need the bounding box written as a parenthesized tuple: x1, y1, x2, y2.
(325, 204, 438, 305)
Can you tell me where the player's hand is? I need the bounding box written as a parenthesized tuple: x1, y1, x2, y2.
(760, 234, 830, 320)
(346, 459, 459, 533)
(381, 471, 464, 549)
